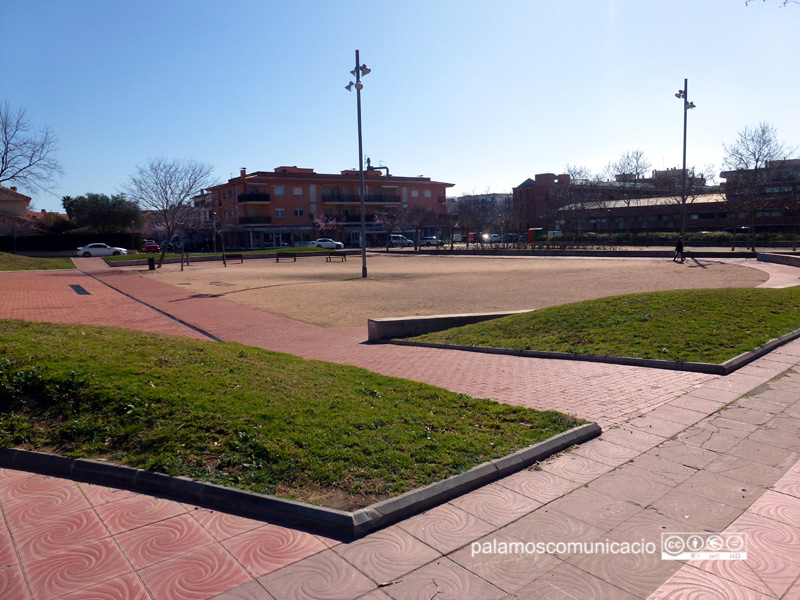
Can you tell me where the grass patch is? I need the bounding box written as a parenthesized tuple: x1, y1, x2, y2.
(0, 320, 581, 509)
(0, 252, 75, 271)
(409, 287, 800, 364)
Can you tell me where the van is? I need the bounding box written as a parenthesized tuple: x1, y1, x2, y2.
(390, 234, 413, 247)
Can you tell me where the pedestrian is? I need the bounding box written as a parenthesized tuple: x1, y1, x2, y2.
(673, 235, 684, 263)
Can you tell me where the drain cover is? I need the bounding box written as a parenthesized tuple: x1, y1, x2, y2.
(69, 284, 91, 295)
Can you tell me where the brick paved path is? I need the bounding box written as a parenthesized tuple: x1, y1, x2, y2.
(1, 256, 799, 599)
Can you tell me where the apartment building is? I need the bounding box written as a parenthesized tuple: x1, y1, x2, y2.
(207, 166, 454, 249)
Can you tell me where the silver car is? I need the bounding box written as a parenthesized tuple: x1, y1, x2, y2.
(311, 238, 344, 250)
(76, 243, 128, 257)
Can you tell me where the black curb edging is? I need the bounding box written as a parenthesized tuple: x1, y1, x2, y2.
(388, 325, 800, 375)
(0, 423, 600, 541)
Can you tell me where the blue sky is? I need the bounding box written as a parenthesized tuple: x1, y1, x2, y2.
(4, 0, 798, 213)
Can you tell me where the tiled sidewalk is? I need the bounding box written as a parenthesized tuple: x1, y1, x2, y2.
(1, 257, 800, 598)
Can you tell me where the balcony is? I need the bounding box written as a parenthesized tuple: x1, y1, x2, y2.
(238, 216, 272, 225)
(322, 192, 400, 204)
(238, 192, 271, 204)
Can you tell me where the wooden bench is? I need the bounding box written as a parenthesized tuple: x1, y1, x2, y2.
(326, 252, 347, 262)
(226, 254, 244, 263)
(276, 253, 297, 262)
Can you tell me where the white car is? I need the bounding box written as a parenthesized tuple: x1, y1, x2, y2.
(311, 238, 344, 250)
(422, 237, 444, 247)
(76, 243, 128, 257)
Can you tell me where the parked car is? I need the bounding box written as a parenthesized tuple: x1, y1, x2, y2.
(422, 237, 444, 247)
(390, 234, 414, 247)
(76, 243, 128, 257)
(487, 233, 501, 244)
(311, 238, 344, 250)
(142, 241, 160, 253)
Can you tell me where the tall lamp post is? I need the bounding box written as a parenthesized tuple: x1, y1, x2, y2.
(674, 79, 696, 232)
(346, 50, 371, 278)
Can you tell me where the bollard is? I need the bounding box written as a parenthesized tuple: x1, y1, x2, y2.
(148, 257, 155, 270)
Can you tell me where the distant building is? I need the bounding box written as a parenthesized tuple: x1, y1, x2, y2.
(206, 166, 453, 249)
(0, 185, 31, 218)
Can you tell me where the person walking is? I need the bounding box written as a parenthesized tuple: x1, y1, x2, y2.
(673, 235, 684, 263)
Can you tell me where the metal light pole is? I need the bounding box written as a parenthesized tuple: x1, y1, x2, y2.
(675, 79, 695, 234)
(346, 50, 371, 278)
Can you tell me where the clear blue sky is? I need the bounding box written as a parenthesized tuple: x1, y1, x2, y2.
(4, 0, 798, 213)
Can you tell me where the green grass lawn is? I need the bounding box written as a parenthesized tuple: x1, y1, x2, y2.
(409, 287, 800, 364)
(0, 320, 581, 509)
(0, 252, 75, 271)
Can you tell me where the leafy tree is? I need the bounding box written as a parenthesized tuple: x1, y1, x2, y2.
(0, 101, 63, 194)
(69, 193, 142, 232)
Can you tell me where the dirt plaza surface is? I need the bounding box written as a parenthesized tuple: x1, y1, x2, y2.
(143, 253, 768, 327)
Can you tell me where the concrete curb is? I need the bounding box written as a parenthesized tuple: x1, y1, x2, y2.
(390, 331, 800, 375)
(0, 423, 599, 541)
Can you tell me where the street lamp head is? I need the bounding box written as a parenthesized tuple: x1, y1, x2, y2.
(360, 64, 371, 76)
(355, 81, 363, 91)
(675, 90, 684, 99)
(685, 101, 696, 110)
(345, 82, 354, 92)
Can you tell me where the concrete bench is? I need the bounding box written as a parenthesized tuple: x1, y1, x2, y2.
(326, 252, 347, 262)
(276, 253, 297, 262)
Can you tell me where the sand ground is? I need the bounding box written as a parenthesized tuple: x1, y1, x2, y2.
(140, 253, 768, 328)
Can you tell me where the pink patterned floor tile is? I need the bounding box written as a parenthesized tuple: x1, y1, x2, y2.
(692, 546, 800, 599)
(222, 524, 328, 578)
(0, 520, 15, 568)
(115, 513, 216, 570)
(496, 469, 578, 504)
(334, 526, 440, 585)
(772, 467, 800, 497)
(62, 572, 152, 600)
(0, 563, 31, 600)
(139, 543, 251, 600)
(209, 579, 274, 599)
(0, 472, 74, 503)
(648, 564, 773, 599)
(396, 503, 495, 555)
(538, 452, 613, 484)
(258, 549, 375, 600)
(13, 508, 109, 562)
(515, 561, 639, 600)
(728, 512, 800, 565)
(191, 509, 266, 541)
(449, 483, 541, 527)
(569, 438, 641, 467)
(78, 481, 140, 506)
(749, 489, 800, 526)
(379, 557, 506, 600)
(24, 537, 131, 599)
(95, 493, 187, 534)
(3, 484, 91, 530)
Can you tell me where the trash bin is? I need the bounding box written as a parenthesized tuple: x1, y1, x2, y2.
(148, 257, 155, 270)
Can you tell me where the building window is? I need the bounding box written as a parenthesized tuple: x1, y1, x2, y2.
(411, 190, 419, 198)
(275, 208, 285, 217)
(424, 190, 432, 198)
(294, 209, 304, 217)
(293, 186, 303, 196)
(274, 186, 285, 196)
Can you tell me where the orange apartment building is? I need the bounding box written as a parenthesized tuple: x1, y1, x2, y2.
(207, 166, 454, 249)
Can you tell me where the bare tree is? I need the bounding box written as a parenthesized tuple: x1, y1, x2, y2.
(605, 150, 652, 238)
(372, 206, 402, 250)
(722, 122, 796, 250)
(667, 165, 715, 236)
(0, 101, 63, 194)
(405, 205, 429, 251)
(124, 158, 216, 265)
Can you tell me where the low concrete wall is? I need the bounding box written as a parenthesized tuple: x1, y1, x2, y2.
(368, 310, 532, 342)
(758, 252, 800, 268)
